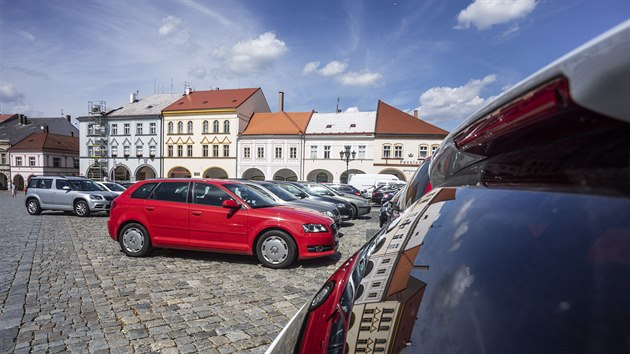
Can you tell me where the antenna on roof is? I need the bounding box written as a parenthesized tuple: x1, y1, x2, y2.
(336, 97, 341, 113)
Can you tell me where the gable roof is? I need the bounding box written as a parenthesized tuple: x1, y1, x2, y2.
(241, 111, 313, 135)
(375, 100, 449, 136)
(10, 132, 79, 153)
(108, 94, 183, 116)
(163, 88, 261, 112)
(0, 117, 78, 144)
(0, 114, 18, 124)
(306, 111, 376, 135)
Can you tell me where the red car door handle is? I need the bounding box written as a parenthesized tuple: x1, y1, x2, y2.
(191, 211, 202, 216)
(145, 206, 155, 211)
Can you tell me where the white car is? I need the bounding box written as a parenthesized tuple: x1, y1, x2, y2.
(95, 182, 127, 196)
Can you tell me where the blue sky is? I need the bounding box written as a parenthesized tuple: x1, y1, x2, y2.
(0, 0, 628, 132)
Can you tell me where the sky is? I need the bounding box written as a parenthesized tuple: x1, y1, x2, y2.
(0, 0, 628, 132)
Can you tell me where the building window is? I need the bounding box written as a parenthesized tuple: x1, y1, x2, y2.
(73, 158, 79, 168)
(177, 121, 183, 134)
(149, 122, 156, 135)
(111, 124, 118, 135)
(124, 123, 130, 135)
(243, 147, 251, 159)
(168, 122, 174, 134)
(87, 124, 95, 135)
(168, 145, 173, 157)
(203, 145, 209, 157)
(358, 145, 366, 159)
(275, 147, 282, 159)
(124, 145, 130, 156)
(213, 120, 219, 133)
(257, 147, 264, 159)
(136, 145, 143, 156)
(203, 120, 209, 133)
(1, 153, 6, 165)
(431, 145, 439, 155)
(53, 157, 61, 168)
(111, 145, 118, 156)
(136, 123, 143, 135)
(223, 145, 229, 157)
(149, 145, 156, 156)
(29, 157, 36, 166)
(15, 157, 22, 166)
(213, 145, 219, 157)
(310, 145, 317, 159)
(223, 120, 230, 133)
(324, 145, 331, 159)
(382, 145, 391, 158)
(394, 145, 403, 158)
(88, 146, 94, 157)
(177, 145, 183, 157)
(187, 121, 193, 134)
(289, 147, 297, 159)
(187, 145, 193, 157)
(419, 145, 428, 158)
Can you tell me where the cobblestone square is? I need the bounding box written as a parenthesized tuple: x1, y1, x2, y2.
(0, 191, 380, 353)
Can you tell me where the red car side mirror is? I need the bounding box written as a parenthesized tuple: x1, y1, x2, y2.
(222, 199, 240, 209)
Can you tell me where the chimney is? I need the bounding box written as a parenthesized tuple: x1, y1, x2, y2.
(185, 87, 193, 95)
(413, 110, 419, 118)
(278, 91, 284, 112)
(66, 115, 71, 122)
(130, 91, 138, 103)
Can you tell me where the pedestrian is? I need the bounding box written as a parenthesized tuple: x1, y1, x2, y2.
(11, 183, 16, 198)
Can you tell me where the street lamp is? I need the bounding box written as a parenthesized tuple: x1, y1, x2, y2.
(339, 145, 356, 184)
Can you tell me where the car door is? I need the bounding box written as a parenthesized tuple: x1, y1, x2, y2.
(52, 179, 73, 208)
(188, 182, 248, 252)
(37, 178, 55, 206)
(144, 181, 190, 247)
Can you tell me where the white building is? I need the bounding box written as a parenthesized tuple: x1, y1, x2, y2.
(78, 93, 182, 181)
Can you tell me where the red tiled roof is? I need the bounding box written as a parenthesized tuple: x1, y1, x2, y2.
(10, 133, 79, 153)
(375, 100, 449, 136)
(241, 111, 313, 135)
(0, 114, 18, 124)
(163, 88, 261, 111)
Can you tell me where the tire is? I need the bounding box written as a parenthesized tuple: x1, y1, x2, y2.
(26, 199, 42, 215)
(119, 223, 152, 257)
(256, 230, 297, 269)
(74, 200, 91, 217)
(350, 204, 358, 219)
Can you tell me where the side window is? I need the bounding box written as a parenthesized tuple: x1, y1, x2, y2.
(192, 183, 234, 207)
(56, 180, 70, 190)
(131, 183, 158, 199)
(151, 182, 189, 203)
(28, 179, 39, 188)
(39, 179, 53, 189)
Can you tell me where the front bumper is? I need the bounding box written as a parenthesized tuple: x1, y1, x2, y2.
(88, 199, 111, 211)
(357, 205, 371, 216)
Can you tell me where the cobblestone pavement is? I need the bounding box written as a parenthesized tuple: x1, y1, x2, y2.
(0, 191, 381, 353)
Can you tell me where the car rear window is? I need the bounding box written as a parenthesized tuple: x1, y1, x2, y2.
(150, 182, 189, 203)
(131, 182, 158, 199)
(407, 187, 630, 354)
(28, 179, 53, 189)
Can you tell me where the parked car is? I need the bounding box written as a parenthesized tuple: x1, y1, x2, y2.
(370, 185, 403, 205)
(298, 182, 371, 219)
(239, 180, 343, 227)
(324, 183, 363, 197)
(117, 181, 136, 188)
(25, 176, 116, 217)
(267, 21, 630, 354)
(95, 181, 127, 196)
(107, 179, 339, 268)
(274, 181, 355, 220)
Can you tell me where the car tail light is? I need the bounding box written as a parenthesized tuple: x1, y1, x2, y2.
(453, 77, 570, 153)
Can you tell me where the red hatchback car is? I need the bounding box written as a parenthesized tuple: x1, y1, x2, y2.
(107, 179, 338, 268)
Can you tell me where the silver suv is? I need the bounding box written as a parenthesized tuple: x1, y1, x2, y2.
(25, 176, 116, 216)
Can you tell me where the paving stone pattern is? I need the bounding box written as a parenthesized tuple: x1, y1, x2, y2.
(0, 192, 380, 353)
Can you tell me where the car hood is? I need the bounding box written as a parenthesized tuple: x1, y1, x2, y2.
(264, 205, 334, 225)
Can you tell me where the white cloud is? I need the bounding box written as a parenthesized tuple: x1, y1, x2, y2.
(217, 32, 288, 75)
(417, 74, 497, 123)
(159, 16, 183, 36)
(17, 30, 36, 41)
(302, 61, 320, 75)
(455, 0, 537, 30)
(0, 81, 25, 104)
(179, 0, 232, 27)
(188, 66, 207, 80)
(338, 71, 382, 86)
(345, 107, 360, 113)
(319, 61, 347, 77)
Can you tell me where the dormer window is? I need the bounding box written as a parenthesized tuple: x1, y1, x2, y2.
(325, 124, 332, 128)
(350, 123, 356, 128)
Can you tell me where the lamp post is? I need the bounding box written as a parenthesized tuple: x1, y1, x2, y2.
(339, 145, 356, 184)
